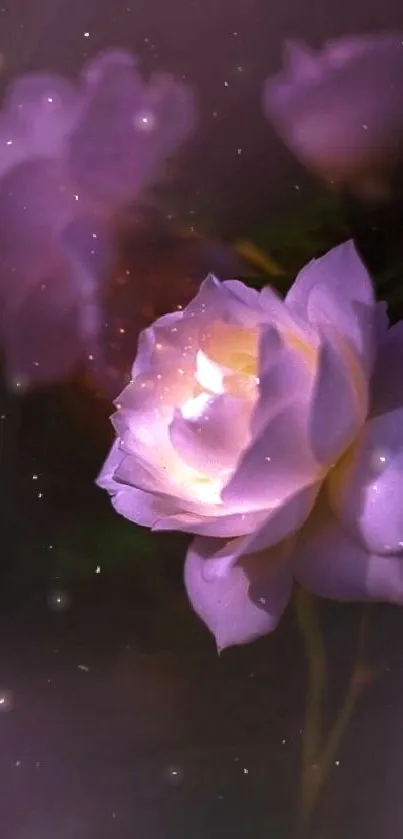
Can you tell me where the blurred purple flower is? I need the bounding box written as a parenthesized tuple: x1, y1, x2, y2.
(0, 50, 196, 387)
(263, 31, 403, 199)
(99, 240, 403, 649)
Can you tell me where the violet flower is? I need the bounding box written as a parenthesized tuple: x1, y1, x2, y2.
(0, 50, 195, 386)
(98, 240, 403, 649)
(263, 32, 403, 199)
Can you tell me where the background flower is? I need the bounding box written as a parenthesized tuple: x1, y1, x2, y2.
(0, 49, 196, 388)
(263, 31, 403, 201)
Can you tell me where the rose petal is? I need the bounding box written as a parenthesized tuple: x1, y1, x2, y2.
(285, 241, 375, 375)
(371, 320, 403, 415)
(68, 50, 196, 210)
(309, 334, 367, 465)
(327, 407, 403, 555)
(184, 273, 264, 328)
(169, 394, 251, 476)
(96, 440, 176, 525)
(111, 486, 177, 526)
(260, 283, 317, 345)
(155, 481, 319, 545)
(109, 430, 257, 525)
(222, 398, 317, 511)
(184, 536, 293, 649)
(6, 72, 81, 158)
(295, 497, 403, 603)
(251, 324, 314, 435)
(97, 439, 162, 495)
(232, 481, 320, 555)
(153, 508, 266, 538)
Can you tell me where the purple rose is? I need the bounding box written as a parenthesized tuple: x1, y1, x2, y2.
(263, 32, 403, 199)
(98, 240, 403, 648)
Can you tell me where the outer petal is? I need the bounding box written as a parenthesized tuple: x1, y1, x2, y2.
(184, 536, 293, 649)
(327, 408, 403, 555)
(155, 482, 319, 544)
(101, 434, 267, 533)
(110, 487, 177, 527)
(222, 399, 318, 511)
(184, 272, 264, 327)
(97, 438, 132, 492)
(295, 498, 403, 603)
(285, 241, 375, 376)
(371, 320, 403, 415)
(96, 440, 176, 525)
(153, 508, 267, 538)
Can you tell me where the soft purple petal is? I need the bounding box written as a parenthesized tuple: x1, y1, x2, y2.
(112, 448, 170, 496)
(184, 273, 264, 328)
(106, 430, 257, 526)
(221, 322, 318, 510)
(263, 33, 403, 197)
(371, 320, 403, 415)
(154, 482, 319, 544)
(295, 498, 403, 603)
(97, 438, 125, 491)
(259, 283, 318, 345)
(230, 482, 320, 556)
(327, 408, 403, 555)
(281, 39, 321, 81)
(152, 508, 267, 538)
(159, 485, 315, 570)
(67, 50, 196, 211)
(222, 279, 261, 308)
(169, 394, 250, 476)
(184, 536, 293, 649)
(251, 323, 314, 435)
(222, 398, 317, 511)
(285, 241, 375, 375)
(110, 487, 176, 527)
(309, 334, 367, 465)
(96, 440, 175, 525)
(6, 72, 82, 158)
(98, 436, 172, 500)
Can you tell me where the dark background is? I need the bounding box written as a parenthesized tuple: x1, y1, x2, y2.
(1, 2, 403, 837)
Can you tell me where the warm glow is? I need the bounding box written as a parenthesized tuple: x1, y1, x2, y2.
(145, 318, 323, 507)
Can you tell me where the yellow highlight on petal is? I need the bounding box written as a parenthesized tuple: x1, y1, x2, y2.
(282, 328, 317, 367)
(326, 441, 357, 506)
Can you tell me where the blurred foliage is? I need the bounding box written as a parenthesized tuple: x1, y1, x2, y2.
(234, 192, 348, 293)
(234, 191, 403, 314)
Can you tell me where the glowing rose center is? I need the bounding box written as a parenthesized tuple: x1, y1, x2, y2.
(153, 317, 364, 508)
(166, 321, 321, 507)
(169, 325, 260, 506)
